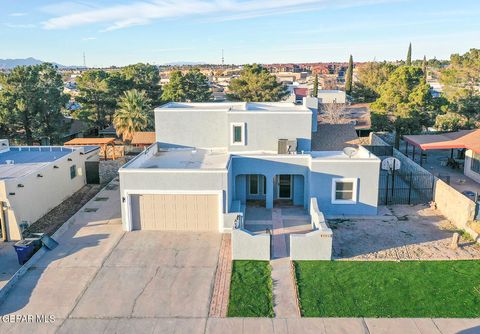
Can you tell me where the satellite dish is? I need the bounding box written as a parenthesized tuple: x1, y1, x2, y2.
(382, 157, 401, 172)
(343, 147, 358, 158)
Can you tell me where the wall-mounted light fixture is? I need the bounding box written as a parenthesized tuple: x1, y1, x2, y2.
(53, 165, 59, 169)
(9, 192, 15, 196)
(67, 158, 72, 161)
(17, 184, 24, 188)
(122, 197, 126, 203)
(37, 174, 43, 178)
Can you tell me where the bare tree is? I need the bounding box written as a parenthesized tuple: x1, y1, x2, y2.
(320, 103, 348, 124)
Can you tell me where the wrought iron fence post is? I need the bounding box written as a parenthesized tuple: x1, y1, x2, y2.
(385, 170, 389, 205)
(408, 172, 413, 205)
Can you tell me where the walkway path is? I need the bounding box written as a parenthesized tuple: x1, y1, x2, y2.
(271, 208, 300, 318)
(209, 234, 232, 318)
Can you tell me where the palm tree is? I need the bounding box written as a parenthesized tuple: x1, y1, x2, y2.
(113, 89, 151, 142)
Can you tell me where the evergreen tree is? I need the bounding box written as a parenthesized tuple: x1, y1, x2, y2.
(0, 63, 67, 144)
(313, 74, 319, 97)
(371, 66, 433, 148)
(345, 55, 353, 95)
(162, 69, 211, 102)
(406, 43, 412, 66)
(227, 64, 288, 102)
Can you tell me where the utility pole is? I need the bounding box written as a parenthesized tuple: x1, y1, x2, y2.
(83, 52, 86, 68)
(221, 49, 224, 66)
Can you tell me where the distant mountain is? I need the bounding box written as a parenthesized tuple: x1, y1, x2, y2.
(0, 57, 65, 69)
(162, 61, 207, 66)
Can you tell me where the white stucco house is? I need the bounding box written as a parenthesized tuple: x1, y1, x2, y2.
(0, 140, 100, 240)
(119, 98, 381, 233)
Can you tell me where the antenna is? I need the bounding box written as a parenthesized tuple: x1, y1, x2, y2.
(221, 49, 224, 66)
(83, 52, 86, 68)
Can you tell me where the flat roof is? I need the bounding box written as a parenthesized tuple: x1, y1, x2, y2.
(157, 101, 310, 113)
(0, 147, 75, 179)
(311, 124, 359, 151)
(404, 129, 480, 153)
(139, 148, 229, 170)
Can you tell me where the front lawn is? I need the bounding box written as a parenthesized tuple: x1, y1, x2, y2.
(294, 260, 480, 318)
(227, 260, 274, 317)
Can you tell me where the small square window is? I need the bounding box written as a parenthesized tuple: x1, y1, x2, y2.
(70, 165, 77, 179)
(331, 178, 357, 204)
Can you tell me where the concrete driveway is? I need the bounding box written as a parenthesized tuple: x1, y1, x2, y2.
(0, 180, 222, 334)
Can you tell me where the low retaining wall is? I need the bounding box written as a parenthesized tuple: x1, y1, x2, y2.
(290, 198, 333, 260)
(231, 228, 270, 261)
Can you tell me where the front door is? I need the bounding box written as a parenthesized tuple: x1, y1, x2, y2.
(277, 175, 292, 199)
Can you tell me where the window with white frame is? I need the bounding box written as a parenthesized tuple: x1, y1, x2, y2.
(230, 123, 245, 145)
(248, 175, 266, 195)
(331, 178, 357, 204)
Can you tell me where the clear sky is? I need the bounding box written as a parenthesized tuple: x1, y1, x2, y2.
(1, 0, 479, 67)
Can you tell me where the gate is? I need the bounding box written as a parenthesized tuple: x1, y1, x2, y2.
(85, 161, 100, 184)
(379, 169, 435, 205)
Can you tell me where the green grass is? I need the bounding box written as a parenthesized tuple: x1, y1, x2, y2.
(227, 260, 274, 317)
(294, 260, 480, 318)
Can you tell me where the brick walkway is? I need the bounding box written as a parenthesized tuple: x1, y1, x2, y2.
(209, 234, 232, 318)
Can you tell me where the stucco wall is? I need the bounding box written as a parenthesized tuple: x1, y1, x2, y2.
(231, 228, 270, 260)
(154, 108, 312, 152)
(309, 159, 380, 216)
(227, 112, 312, 152)
(155, 110, 228, 148)
(2, 148, 93, 240)
(119, 169, 228, 230)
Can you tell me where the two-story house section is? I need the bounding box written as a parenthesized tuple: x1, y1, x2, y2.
(119, 98, 381, 233)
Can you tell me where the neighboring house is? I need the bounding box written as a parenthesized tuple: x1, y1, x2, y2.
(119, 98, 381, 233)
(0, 139, 99, 241)
(317, 90, 346, 104)
(291, 87, 309, 104)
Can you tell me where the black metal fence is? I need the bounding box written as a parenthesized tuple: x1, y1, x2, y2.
(363, 145, 393, 157)
(379, 169, 435, 205)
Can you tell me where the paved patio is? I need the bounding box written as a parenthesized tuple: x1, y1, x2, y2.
(333, 204, 480, 260)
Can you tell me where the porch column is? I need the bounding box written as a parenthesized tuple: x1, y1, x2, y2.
(266, 176, 274, 209)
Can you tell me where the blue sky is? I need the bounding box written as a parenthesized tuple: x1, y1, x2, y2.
(1, 0, 479, 67)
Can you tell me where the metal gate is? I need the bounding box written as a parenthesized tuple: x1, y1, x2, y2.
(85, 161, 100, 184)
(379, 170, 435, 205)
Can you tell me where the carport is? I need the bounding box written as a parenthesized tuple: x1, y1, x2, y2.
(403, 129, 480, 167)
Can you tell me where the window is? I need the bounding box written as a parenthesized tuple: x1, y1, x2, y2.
(471, 152, 480, 174)
(70, 165, 77, 179)
(249, 175, 259, 195)
(331, 178, 357, 204)
(230, 123, 245, 145)
(248, 175, 266, 195)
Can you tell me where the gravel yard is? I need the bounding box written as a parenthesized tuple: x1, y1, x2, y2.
(332, 204, 480, 260)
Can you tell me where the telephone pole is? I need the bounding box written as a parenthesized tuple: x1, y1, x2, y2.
(221, 49, 224, 66)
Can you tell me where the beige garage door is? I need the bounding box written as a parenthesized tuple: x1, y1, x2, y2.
(130, 194, 219, 231)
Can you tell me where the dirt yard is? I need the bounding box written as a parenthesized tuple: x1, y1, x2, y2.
(332, 204, 480, 260)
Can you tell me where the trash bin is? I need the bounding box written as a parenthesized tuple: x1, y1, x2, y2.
(13, 238, 41, 265)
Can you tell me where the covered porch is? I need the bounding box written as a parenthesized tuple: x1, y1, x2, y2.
(234, 173, 306, 209)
